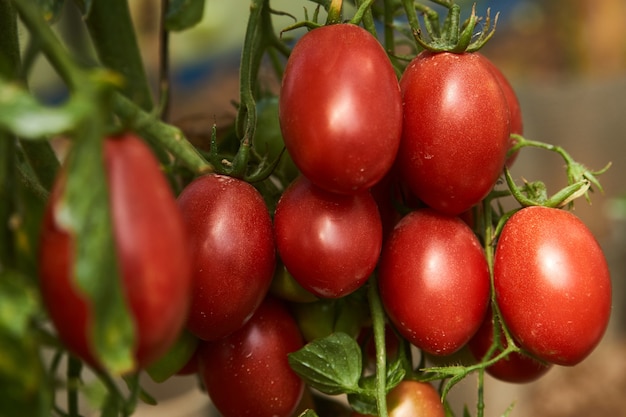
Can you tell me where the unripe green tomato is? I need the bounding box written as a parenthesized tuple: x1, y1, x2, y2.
(253, 96, 299, 184)
(269, 260, 318, 303)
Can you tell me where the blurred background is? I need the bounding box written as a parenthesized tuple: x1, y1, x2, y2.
(30, 0, 626, 416)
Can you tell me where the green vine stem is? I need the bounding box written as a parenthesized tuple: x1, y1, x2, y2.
(67, 356, 82, 417)
(0, 0, 19, 272)
(367, 276, 389, 417)
(113, 94, 214, 174)
(82, 0, 154, 112)
(507, 134, 610, 207)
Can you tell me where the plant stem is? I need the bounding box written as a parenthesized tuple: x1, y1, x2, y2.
(367, 276, 388, 417)
(113, 94, 214, 174)
(159, 0, 171, 122)
(10, 0, 86, 89)
(67, 355, 82, 417)
(84, 0, 154, 111)
(0, 0, 20, 272)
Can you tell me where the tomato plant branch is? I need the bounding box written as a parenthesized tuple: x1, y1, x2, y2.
(0, 0, 19, 272)
(66, 356, 82, 417)
(81, 0, 154, 111)
(508, 134, 610, 205)
(113, 93, 214, 174)
(367, 277, 389, 417)
(10, 0, 87, 90)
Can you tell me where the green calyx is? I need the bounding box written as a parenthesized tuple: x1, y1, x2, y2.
(405, 1, 498, 53)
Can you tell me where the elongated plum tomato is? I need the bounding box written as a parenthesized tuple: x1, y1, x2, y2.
(177, 174, 275, 341)
(274, 176, 382, 298)
(38, 133, 192, 370)
(379, 209, 490, 355)
(398, 52, 510, 215)
(468, 307, 551, 383)
(494, 206, 611, 366)
(352, 380, 444, 417)
(279, 23, 402, 194)
(199, 297, 304, 417)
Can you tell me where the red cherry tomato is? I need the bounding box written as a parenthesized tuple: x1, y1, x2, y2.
(379, 209, 490, 355)
(177, 174, 275, 341)
(352, 380, 444, 417)
(398, 51, 510, 215)
(198, 297, 304, 417)
(494, 206, 611, 366)
(39, 133, 192, 369)
(274, 176, 382, 298)
(279, 23, 402, 194)
(468, 307, 552, 383)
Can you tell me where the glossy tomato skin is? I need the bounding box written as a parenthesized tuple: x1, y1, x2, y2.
(177, 174, 275, 341)
(274, 176, 382, 298)
(468, 308, 551, 383)
(39, 133, 192, 369)
(379, 209, 490, 355)
(198, 297, 304, 417)
(481, 55, 523, 167)
(279, 24, 402, 194)
(352, 380, 444, 417)
(494, 206, 611, 366)
(398, 51, 510, 215)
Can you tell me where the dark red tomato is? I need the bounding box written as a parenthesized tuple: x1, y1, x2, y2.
(177, 174, 275, 341)
(351, 380, 444, 417)
(468, 307, 551, 383)
(274, 176, 382, 298)
(379, 209, 490, 355)
(39, 133, 192, 369)
(279, 23, 402, 194)
(481, 55, 523, 167)
(494, 206, 611, 366)
(398, 51, 510, 216)
(198, 297, 304, 417)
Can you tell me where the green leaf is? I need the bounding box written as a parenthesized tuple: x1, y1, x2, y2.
(0, 79, 90, 139)
(288, 332, 362, 395)
(0, 270, 52, 417)
(57, 128, 135, 374)
(165, 0, 206, 32)
(385, 357, 406, 391)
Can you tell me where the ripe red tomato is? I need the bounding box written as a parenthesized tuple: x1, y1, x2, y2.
(177, 174, 275, 341)
(398, 51, 510, 215)
(198, 297, 304, 417)
(39, 133, 192, 369)
(468, 307, 551, 383)
(274, 176, 382, 298)
(494, 206, 611, 366)
(279, 23, 402, 194)
(482, 56, 523, 167)
(379, 209, 490, 355)
(351, 380, 444, 417)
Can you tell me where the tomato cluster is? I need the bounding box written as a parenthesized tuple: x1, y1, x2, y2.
(37, 18, 611, 417)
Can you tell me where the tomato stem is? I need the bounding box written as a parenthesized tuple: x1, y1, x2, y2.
(327, 0, 343, 24)
(0, 0, 19, 271)
(367, 276, 389, 417)
(113, 94, 214, 174)
(67, 356, 82, 417)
